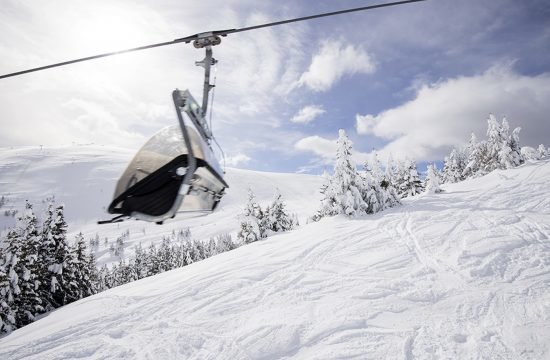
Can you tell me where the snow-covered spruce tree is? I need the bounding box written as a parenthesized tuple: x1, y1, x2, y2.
(214, 233, 238, 253)
(484, 115, 524, 171)
(237, 188, 265, 243)
(384, 153, 398, 190)
(424, 163, 442, 194)
(466, 138, 494, 177)
(485, 114, 504, 172)
(5, 202, 44, 327)
(190, 239, 207, 262)
(157, 236, 174, 273)
(463, 116, 524, 178)
(318, 129, 367, 218)
(313, 170, 335, 221)
(170, 237, 184, 268)
(132, 243, 148, 280)
(361, 159, 382, 214)
(370, 153, 400, 211)
(503, 119, 523, 168)
(65, 233, 97, 303)
(383, 154, 402, 207)
(332, 130, 367, 216)
(442, 147, 467, 183)
(264, 189, 295, 234)
(0, 248, 17, 334)
(36, 202, 54, 310)
(538, 144, 548, 159)
(146, 243, 161, 276)
(463, 132, 482, 178)
(86, 252, 100, 291)
(493, 117, 522, 169)
(395, 159, 424, 198)
(1, 230, 21, 333)
(96, 265, 110, 292)
(39, 204, 70, 308)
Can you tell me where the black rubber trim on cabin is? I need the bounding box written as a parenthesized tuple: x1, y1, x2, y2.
(108, 155, 189, 217)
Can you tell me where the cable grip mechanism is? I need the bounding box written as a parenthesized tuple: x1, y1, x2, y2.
(192, 32, 223, 49)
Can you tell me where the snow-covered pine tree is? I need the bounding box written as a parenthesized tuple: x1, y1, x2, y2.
(384, 153, 397, 190)
(65, 233, 96, 303)
(237, 188, 265, 243)
(372, 153, 401, 211)
(7, 202, 44, 327)
(463, 133, 482, 178)
(425, 163, 442, 194)
(396, 159, 424, 198)
(506, 123, 523, 167)
(86, 252, 100, 293)
(190, 239, 207, 262)
(157, 236, 173, 272)
(39, 204, 70, 308)
(361, 159, 382, 214)
(146, 244, 161, 276)
(1, 229, 20, 332)
(538, 144, 547, 159)
(97, 265, 110, 291)
(205, 238, 218, 258)
(132, 243, 148, 280)
(264, 189, 295, 234)
(0, 248, 17, 334)
(313, 170, 336, 221)
(184, 248, 194, 266)
(324, 129, 367, 217)
(485, 114, 503, 172)
(36, 202, 54, 310)
(482, 115, 524, 171)
(215, 233, 237, 253)
(384, 154, 402, 207)
(443, 148, 466, 183)
(114, 260, 132, 285)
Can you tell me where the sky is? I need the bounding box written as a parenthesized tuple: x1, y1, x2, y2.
(1, 0, 549, 174)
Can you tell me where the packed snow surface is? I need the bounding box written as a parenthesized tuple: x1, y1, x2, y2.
(1, 146, 550, 359)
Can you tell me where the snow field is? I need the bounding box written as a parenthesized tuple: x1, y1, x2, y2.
(0, 145, 324, 267)
(0, 146, 549, 359)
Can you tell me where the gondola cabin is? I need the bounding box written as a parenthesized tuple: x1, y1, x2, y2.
(106, 90, 228, 223)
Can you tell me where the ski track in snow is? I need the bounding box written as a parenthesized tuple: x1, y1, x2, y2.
(1, 146, 550, 359)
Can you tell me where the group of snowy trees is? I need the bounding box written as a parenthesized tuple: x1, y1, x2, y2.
(0, 201, 245, 335)
(0, 202, 97, 334)
(237, 189, 298, 243)
(442, 115, 548, 183)
(98, 231, 238, 290)
(313, 130, 415, 220)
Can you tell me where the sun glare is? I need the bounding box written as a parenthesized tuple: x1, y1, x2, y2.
(72, 5, 146, 55)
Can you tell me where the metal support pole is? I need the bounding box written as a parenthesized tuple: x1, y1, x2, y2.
(201, 46, 214, 118)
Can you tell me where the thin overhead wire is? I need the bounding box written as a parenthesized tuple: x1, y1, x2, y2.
(0, 0, 427, 80)
(223, 0, 426, 35)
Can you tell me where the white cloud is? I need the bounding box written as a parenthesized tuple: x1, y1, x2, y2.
(294, 136, 336, 162)
(298, 40, 375, 92)
(290, 105, 325, 124)
(225, 153, 251, 167)
(294, 134, 370, 167)
(356, 65, 550, 161)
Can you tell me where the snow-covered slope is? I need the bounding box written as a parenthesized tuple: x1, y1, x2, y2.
(0, 145, 133, 227)
(0, 145, 324, 266)
(1, 146, 549, 359)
